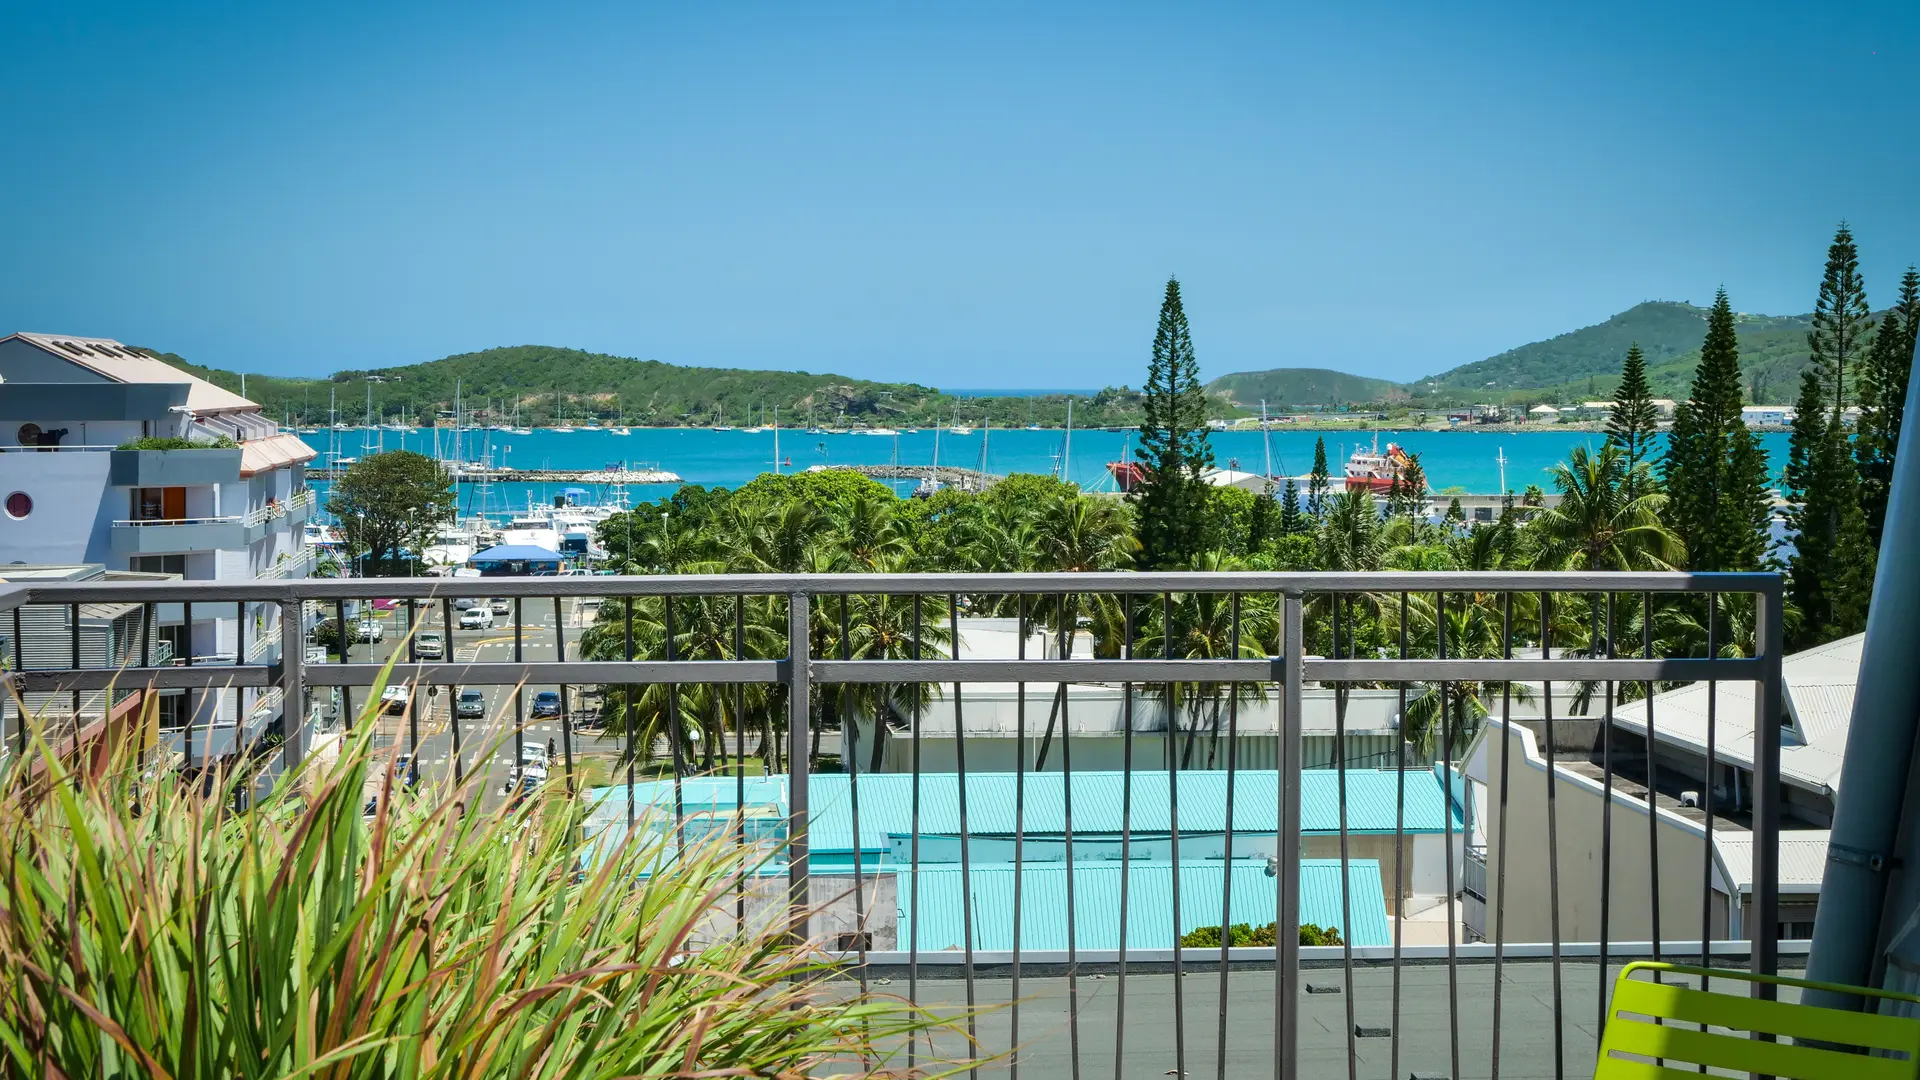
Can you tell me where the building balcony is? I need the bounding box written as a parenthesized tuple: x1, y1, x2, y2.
(107, 446, 243, 487)
(0, 569, 1810, 1079)
(110, 515, 248, 555)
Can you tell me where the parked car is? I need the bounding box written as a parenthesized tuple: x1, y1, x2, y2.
(489, 597, 511, 616)
(380, 683, 412, 714)
(392, 754, 418, 786)
(455, 688, 486, 719)
(452, 596, 482, 610)
(458, 606, 493, 630)
(531, 690, 562, 717)
(508, 771, 542, 807)
(415, 631, 444, 659)
(352, 618, 384, 644)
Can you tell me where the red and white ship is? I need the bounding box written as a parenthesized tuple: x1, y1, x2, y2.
(1344, 436, 1415, 493)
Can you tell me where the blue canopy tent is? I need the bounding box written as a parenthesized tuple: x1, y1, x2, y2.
(467, 543, 564, 577)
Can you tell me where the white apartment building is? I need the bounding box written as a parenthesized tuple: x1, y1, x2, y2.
(0, 333, 317, 765)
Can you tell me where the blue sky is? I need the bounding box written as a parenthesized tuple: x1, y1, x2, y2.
(3, 1, 1917, 386)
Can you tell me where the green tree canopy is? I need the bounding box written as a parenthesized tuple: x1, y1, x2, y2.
(326, 450, 455, 576)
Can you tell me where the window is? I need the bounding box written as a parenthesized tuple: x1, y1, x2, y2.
(133, 487, 186, 521)
(131, 555, 188, 576)
(3, 491, 29, 519)
(835, 932, 873, 951)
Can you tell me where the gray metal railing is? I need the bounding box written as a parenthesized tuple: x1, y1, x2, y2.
(0, 570, 1786, 1080)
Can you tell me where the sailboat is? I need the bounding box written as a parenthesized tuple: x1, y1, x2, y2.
(711, 405, 735, 432)
(949, 404, 974, 436)
(551, 389, 575, 433)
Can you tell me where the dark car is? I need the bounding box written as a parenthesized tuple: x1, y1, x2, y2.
(456, 688, 486, 719)
(531, 690, 562, 717)
(508, 771, 543, 808)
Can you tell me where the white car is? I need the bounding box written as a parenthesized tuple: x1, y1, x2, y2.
(352, 619, 385, 643)
(380, 683, 412, 714)
(458, 607, 493, 630)
(415, 631, 445, 659)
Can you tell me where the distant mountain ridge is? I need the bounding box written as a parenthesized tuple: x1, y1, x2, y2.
(1207, 367, 1401, 408)
(1211, 300, 1822, 407)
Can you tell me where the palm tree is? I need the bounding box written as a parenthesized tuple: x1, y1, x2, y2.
(1529, 445, 1681, 571)
(1134, 550, 1278, 769)
(1385, 593, 1533, 760)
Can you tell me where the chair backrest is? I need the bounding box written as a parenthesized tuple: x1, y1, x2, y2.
(1597, 962, 1920, 1080)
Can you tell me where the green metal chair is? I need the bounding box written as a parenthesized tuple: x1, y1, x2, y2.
(1597, 961, 1920, 1079)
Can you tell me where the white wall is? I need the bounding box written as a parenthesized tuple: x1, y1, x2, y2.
(1462, 717, 1729, 945)
(0, 451, 115, 564)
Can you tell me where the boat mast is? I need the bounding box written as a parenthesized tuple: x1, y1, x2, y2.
(1063, 399, 1073, 484)
(1261, 400, 1272, 481)
(773, 407, 782, 475)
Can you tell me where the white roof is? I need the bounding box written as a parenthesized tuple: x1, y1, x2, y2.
(1529, 404, 1559, 414)
(1611, 633, 1861, 796)
(239, 433, 318, 476)
(1714, 830, 1829, 894)
(3, 332, 256, 413)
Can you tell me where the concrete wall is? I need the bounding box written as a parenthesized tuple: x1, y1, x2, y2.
(863, 729, 1407, 775)
(0, 339, 103, 383)
(1463, 718, 1728, 945)
(689, 872, 898, 951)
(0, 450, 115, 564)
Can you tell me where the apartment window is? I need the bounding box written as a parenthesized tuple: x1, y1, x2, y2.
(133, 487, 186, 521)
(131, 555, 189, 577)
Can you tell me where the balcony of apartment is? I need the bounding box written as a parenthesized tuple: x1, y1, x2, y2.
(110, 513, 249, 555)
(0, 571, 1809, 1078)
(106, 445, 243, 487)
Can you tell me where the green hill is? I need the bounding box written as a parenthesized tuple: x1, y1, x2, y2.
(1207, 367, 1401, 408)
(1412, 301, 1809, 397)
(151, 345, 1154, 428)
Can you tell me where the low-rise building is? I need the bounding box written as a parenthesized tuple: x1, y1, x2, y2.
(0, 333, 317, 766)
(1459, 633, 1857, 945)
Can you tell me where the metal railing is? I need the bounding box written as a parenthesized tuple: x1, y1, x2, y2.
(112, 514, 246, 528)
(0, 570, 1787, 1080)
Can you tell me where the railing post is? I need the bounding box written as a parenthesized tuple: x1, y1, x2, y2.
(787, 590, 812, 943)
(1277, 591, 1304, 1079)
(1752, 582, 1784, 983)
(279, 593, 306, 778)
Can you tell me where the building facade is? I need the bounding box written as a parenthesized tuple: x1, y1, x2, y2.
(0, 333, 317, 764)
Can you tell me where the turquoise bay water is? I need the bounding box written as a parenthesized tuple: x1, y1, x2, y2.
(300, 426, 1793, 518)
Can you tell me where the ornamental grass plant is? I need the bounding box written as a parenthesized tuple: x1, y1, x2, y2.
(0, 683, 968, 1077)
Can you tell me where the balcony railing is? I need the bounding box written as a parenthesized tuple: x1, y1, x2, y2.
(0, 571, 1788, 1079)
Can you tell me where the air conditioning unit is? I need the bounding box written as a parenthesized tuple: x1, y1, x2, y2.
(1680, 790, 1701, 808)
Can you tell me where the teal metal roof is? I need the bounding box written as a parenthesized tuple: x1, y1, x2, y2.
(587, 768, 1462, 854)
(897, 859, 1392, 951)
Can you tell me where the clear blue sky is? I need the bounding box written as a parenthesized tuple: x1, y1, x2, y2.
(4, 1, 1917, 386)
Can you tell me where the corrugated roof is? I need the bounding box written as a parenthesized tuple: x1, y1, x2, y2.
(239, 433, 318, 476)
(1715, 830, 1829, 894)
(897, 859, 1392, 950)
(589, 769, 1463, 854)
(1610, 633, 1861, 795)
(5, 333, 256, 413)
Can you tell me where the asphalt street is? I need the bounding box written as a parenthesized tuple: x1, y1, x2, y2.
(331, 596, 628, 803)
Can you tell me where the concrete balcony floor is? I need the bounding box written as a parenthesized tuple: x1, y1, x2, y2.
(846, 959, 1805, 1079)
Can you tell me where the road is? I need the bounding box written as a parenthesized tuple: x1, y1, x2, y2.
(332, 597, 631, 804)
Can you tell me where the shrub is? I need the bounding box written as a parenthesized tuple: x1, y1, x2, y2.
(1178, 921, 1344, 948)
(116, 434, 238, 450)
(0, 683, 965, 1077)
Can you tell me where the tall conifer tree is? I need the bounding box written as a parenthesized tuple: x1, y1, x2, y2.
(1606, 343, 1660, 498)
(1662, 289, 1771, 572)
(1856, 309, 1907, 546)
(1132, 277, 1213, 569)
(1279, 478, 1304, 535)
(1308, 437, 1331, 514)
(1808, 222, 1873, 416)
